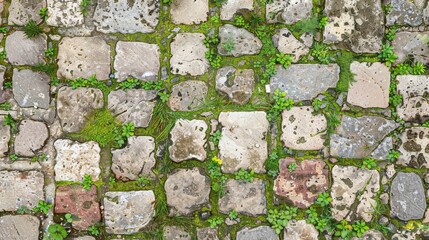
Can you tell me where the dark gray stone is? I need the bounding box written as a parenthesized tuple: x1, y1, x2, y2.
(386, 0, 423, 26)
(6, 31, 46, 66)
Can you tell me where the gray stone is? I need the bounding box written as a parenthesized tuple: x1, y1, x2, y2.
(20, 100, 57, 124)
(0, 215, 39, 240)
(170, 0, 208, 24)
(370, 137, 393, 161)
(270, 64, 340, 101)
(392, 32, 429, 64)
(5, 31, 46, 66)
(14, 120, 48, 157)
(164, 226, 191, 240)
(236, 226, 278, 240)
(351, 230, 386, 240)
(330, 116, 398, 159)
(104, 190, 155, 234)
(12, 69, 50, 109)
(54, 139, 101, 182)
(0, 65, 5, 88)
(386, 0, 423, 26)
(215, 67, 254, 104)
(112, 136, 156, 181)
(114, 41, 160, 81)
(197, 228, 219, 240)
(266, 0, 312, 24)
(0, 170, 44, 211)
(219, 179, 266, 216)
(220, 0, 253, 20)
(396, 75, 429, 123)
(93, 0, 159, 34)
(218, 24, 262, 57)
(284, 220, 318, 240)
(170, 33, 209, 76)
(8, 0, 45, 25)
(57, 37, 111, 80)
(397, 127, 429, 168)
(168, 81, 208, 111)
(47, 0, 84, 27)
(169, 119, 207, 162)
(391, 172, 426, 220)
(165, 168, 210, 215)
(0, 116, 10, 157)
(273, 28, 312, 62)
(108, 89, 157, 128)
(218, 111, 269, 173)
(57, 87, 104, 133)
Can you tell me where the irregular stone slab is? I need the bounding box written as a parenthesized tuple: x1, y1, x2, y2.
(396, 75, 429, 123)
(8, 0, 45, 25)
(12, 69, 50, 109)
(47, 0, 84, 27)
(323, 0, 384, 53)
(197, 228, 219, 240)
(331, 166, 380, 222)
(171, 0, 208, 24)
(14, 120, 49, 157)
(170, 33, 209, 76)
(0, 215, 39, 240)
(219, 179, 266, 216)
(57, 87, 104, 133)
(274, 158, 329, 208)
(165, 168, 210, 215)
(347, 62, 390, 108)
(392, 32, 429, 64)
(220, 0, 253, 20)
(391, 172, 426, 220)
(164, 226, 191, 240)
(284, 220, 318, 240)
(281, 107, 326, 150)
(215, 67, 254, 104)
(0, 170, 44, 211)
(5, 31, 46, 66)
(330, 116, 398, 159)
(397, 127, 429, 168)
(273, 28, 312, 62)
(57, 37, 111, 80)
(111, 136, 156, 181)
(93, 0, 159, 34)
(218, 111, 269, 173)
(55, 185, 101, 230)
(104, 190, 155, 234)
(270, 64, 340, 101)
(351, 230, 386, 240)
(370, 137, 393, 160)
(386, 0, 423, 26)
(108, 89, 157, 127)
(169, 119, 207, 162)
(0, 116, 10, 157)
(168, 80, 208, 111)
(54, 139, 101, 182)
(237, 226, 278, 240)
(114, 41, 160, 81)
(266, 0, 312, 24)
(218, 24, 262, 57)
(21, 100, 57, 124)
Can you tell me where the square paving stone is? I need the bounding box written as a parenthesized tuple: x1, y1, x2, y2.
(396, 75, 429, 123)
(12, 69, 50, 109)
(14, 120, 49, 157)
(0, 215, 40, 240)
(5, 31, 46, 66)
(47, 0, 84, 27)
(169, 119, 207, 162)
(168, 80, 208, 111)
(8, 0, 46, 25)
(170, 33, 209, 76)
(170, 0, 208, 25)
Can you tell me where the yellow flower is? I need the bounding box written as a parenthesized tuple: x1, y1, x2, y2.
(212, 156, 222, 165)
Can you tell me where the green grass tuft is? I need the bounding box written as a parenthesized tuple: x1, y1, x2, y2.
(336, 51, 355, 92)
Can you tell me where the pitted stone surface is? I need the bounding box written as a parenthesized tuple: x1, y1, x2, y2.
(215, 67, 254, 104)
(0, 116, 10, 158)
(8, 0, 46, 25)
(397, 127, 429, 168)
(392, 32, 429, 64)
(14, 120, 48, 157)
(12, 69, 50, 109)
(170, 33, 209, 76)
(218, 24, 262, 57)
(47, 0, 84, 27)
(197, 228, 219, 240)
(273, 28, 312, 62)
(220, 0, 254, 20)
(168, 81, 208, 111)
(284, 220, 318, 240)
(164, 226, 191, 240)
(386, 0, 423, 26)
(236, 226, 278, 240)
(266, 0, 312, 24)
(171, 0, 208, 25)
(396, 75, 429, 123)
(0, 215, 40, 240)
(6, 31, 46, 66)
(218, 111, 269, 173)
(169, 119, 207, 162)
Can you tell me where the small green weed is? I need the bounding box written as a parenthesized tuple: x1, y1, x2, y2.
(88, 225, 100, 236)
(207, 216, 224, 228)
(352, 220, 369, 238)
(222, 39, 235, 53)
(209, 130, 222, 145)
(267, 89, 294, 121)
(228, 210, 238, 220)
(23, 20, 43, 38)
(33, 200, 52, 214)
(39, 7, 48, 21)
(82, 174, 93, 190)
(47, 224, 68, 240)
(69, 75, 106, 90)
(3, 114, 16, 132)
(0, 102, 11, 111)
(158, 91, 170, 103)
(267, 207, 298, 234)
(386, 149, 400, 162)
(114, 122, 135, 147)
(275, 53, 292, 69)
(266, 151, 279, 177)
(81, 0, 91, 16)
(208, 156, 227, 194)
(9, 154, 18, 161)
(378, 43, 397, 66)
(361, 158, 377, 169)
(65, 213, 73, 223)
(288, 162, 296, 172)
(315, 192, 332, 207)
(234, 168, 255, 182)
(311, 43, 330, 64)
(0, 51, 6, 61)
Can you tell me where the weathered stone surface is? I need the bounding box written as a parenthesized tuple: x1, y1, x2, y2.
(397, 127, 429, 168)
(220, 0, 253, 20)
(57, 37, 111, 80)
(168, 81, 208, 111)
(94, 0, 159, 34)
(215, 67, 254, 104)
(281, 107, 326, 150)
(0, 65, 5, 88)
(391, 172, 426, 220)
(386, 0, 423, 26)
(0, 170, 44, 211)
(218, 111, 269, 173)
(54, 139, 101, 182)
(219, 179, 266, 216)
(169, 119, 207, 162)
(0, 215, 39, 240)
(330, 116, 398, 159)
(396, 75, 429, 123)
(370, 137, 393, 161)
(164, 226, 191, 240)
(8, 0, 45, 25)
(112, 136, 156, 181)
(14, 120, 48, 157)
(218, 24, 262, 57)
(275, 158, 329, 208)
(57, 87, 104, 133)
(5, 31, 46, 66)
(104, 190, 155, 234)
(12, 69, 50, 109)
(21, 100, 57, 124)
(331, 166, 380, 222)
(0, 116, 10, 158)
(323, 0, 384, 53)
(266, 0, 312, 24)
(108, 89, 157, 127)
(236, 226, 278, 240)
(273, 28, 312, 62)
(270, 64, 340, 101)
(284, 220, 318, 240)
(171, 0, 208, 24)
(197, 228, 219, 240)
(352, 230, 386, 240)
(114, 41, 160, 81)
(47, 0, 84, 27)
(165, 168, 210, 215)
(73, 237, 96, 240)
(170, 33, 209, 76)
(347, 62, 390, 108)
(392, 32, 429, 64)
(55, 185, 101, 230)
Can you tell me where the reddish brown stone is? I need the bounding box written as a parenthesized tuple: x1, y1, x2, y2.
(55, 185, 101, 230)
(274, 158, 329, 208)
